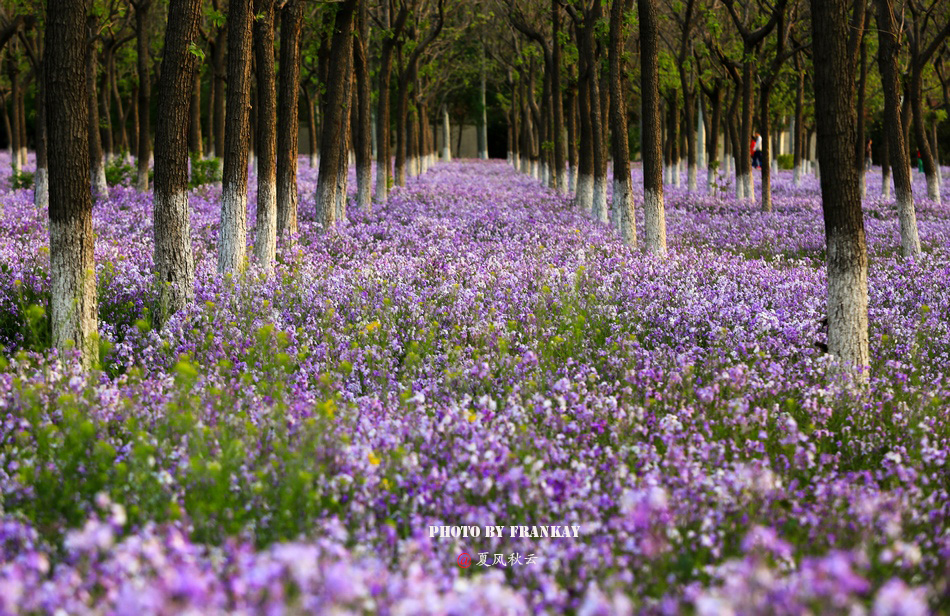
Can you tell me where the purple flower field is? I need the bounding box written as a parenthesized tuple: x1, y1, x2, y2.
(1, 155, 950, 614)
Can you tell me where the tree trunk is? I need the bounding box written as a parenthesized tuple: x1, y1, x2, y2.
(46, 0, 97, 367)
(314, 0, 356, 228)
(85, 24, 108, 198)
(99, 48, 114, 161)
(793, 58, 805, 186)
(212, 26, 227, 157)
(276, 0, 303, 239)
(875, 0, 921, 257)
(586, 4, 607, 221)
(856, 32, 868, 201)
(9, 64, 20, 173)
(135, 1, 151, 192)
(552, 0, 565, 192)
(566, 83, 577, 191)
(881, 123, 891, 198)
(639, 0, 666, 255)
(738, 60, 755, 199)
(910, 66, 939, 202)
(811, 0, 869, 374)
(705, 81, 722, 191)
(189, 67, 203, 156)
(252, 0, 277, 270)
(154, 0, 201, 313)
(35, 53, 49, 208)
(609, 0, 635, 246)
(478, 50, 488, 159)
(110, 53, 129, 156)
(354, 0, 372, 209)
(218, 0, 253, 273)
(129, 86, 139, 155)
(575, 24, 594, 212)
(442, 103, 452, 161)
(683, 88, 697, 192)
(304, 87, 317, 168)
(759, 84, 773, 212)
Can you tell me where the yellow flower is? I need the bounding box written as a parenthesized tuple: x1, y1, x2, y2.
(368, 451, 381, 466)
(365, 320, 381, 333)
(468, 411, 478, 423)
(381, 478, 391, 490)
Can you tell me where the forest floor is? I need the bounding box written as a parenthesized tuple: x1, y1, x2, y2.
(0, 157, 949, 613)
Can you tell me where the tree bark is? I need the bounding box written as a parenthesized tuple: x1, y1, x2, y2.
(354, 0, 372, 209)
(314, 0, 356, 228)
(85, 22, 108, 198)
(211, 25, 227, 157)
(609, 0, 635, 245)
(99, 46, 114, 160)
(189, 67, 203, 156)
(810, 0, 869, 374)
(566, 81, 577, 191)
(552, 0, 565, 192)
(46, 0, 97, 367)
(875, 0, 921, 257)
(218, 0, 253, 273)
(276, 0, 303, 239)
(793, 55, 805, 186)
(856, 32, 867, 201)
(35, 47, 49, 208)
(375, 2, 408, 203)
(134, 0, 151, 192)
(575, 22, 594, 212)
(252, 0, 278, 270)
(639, 0, 666, 255)
(154, 0, 201, 312)
(759, 84, 773, 212)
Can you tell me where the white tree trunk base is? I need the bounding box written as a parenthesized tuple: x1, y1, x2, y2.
(218, 185, 249, 274)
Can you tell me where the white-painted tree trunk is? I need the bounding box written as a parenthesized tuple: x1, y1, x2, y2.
(92, 164, 109, 199)
(882, 169, 891, 199)
(895, 187, 922, 257)
(575, 173, 593, 213)
(687, 163, 697, 192)
(442, 107, 451, 161)
(50, 220, 98, 368)
(593, 176, 608, 222)
(154, 190, 196, 307)
(673, 160, 681, 188)
(254, 180, 277, 271)
(568, 165, 576, 192)
(218, 185, 248, 273)
(926, 174, 940, 204)
(697, 99, 706, 169)
(34, 168, 49, 209)
(794, 164, 802, 187)
(643, 188, 667, 256)
(858, 169, 866, 201)
(827, 232, 869, 374)
(310, 152, 317, 168)
(613, 177, 636, 246)
(478, 61, 488, 160)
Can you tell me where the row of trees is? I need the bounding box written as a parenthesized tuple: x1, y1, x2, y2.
(496, 0, 943, 374)
(9, 0, 946, 375)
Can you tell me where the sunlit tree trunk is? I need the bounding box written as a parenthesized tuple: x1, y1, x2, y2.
(154, 0, 201, 312)
(276, 0, 302, 239)
(315, 0, 356, 228)
(218, 0, 253, 273)
(46, 0, 97, 367)
(639, 0, 666, 255)
(252, 0, 277, 270)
